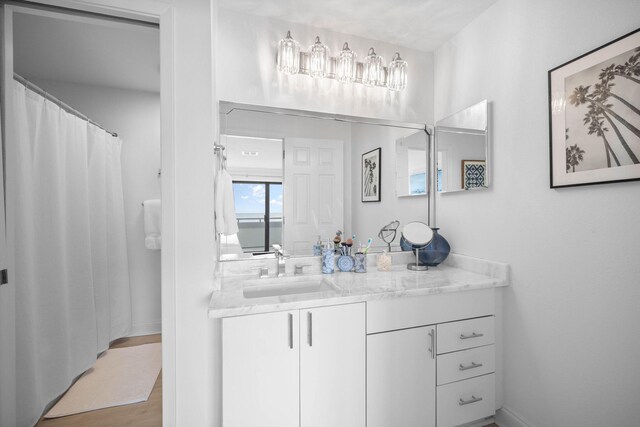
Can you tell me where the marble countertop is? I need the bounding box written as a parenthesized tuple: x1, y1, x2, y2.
(208, 253, 510, 318)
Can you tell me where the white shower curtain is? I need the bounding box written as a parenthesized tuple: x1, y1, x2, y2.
(11, 81, 131, 426)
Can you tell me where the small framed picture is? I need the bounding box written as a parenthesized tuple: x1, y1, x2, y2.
(549, 27, 640, 188)
(362, 148, 381, 202)
(461, 160, 487, 190)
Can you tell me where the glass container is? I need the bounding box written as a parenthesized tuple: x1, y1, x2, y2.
(387, 52, 408, 91)
(376, 252, 393, 272)
(277, 31, 300, 75)
(354, 253, 367, 273)
(362, 47, 384, 86)
(322, 248, 335, 274)
(309, 36, 329, 78)
(336, 42, 357, 83)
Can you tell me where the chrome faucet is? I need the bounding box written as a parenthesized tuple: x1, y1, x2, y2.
(272, 244, 289, 277)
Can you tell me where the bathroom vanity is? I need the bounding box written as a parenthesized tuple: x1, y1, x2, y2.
(209, 253, 508, 427)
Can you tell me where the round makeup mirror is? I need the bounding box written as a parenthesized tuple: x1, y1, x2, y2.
(401, 222, 434, 271)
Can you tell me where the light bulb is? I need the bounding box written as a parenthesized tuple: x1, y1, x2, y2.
(309, 36, 329, 78)
(277, 31, 300, 75)
(362, 47, 384, 86)
(336, 42, 357, 84)
(387, 52, 407, 91)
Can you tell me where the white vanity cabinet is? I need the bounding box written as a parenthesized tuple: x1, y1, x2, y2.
(436, 316, 496, 427)
(367, 326, 436, 427)
(222, 310, 300, 427)
(222, 303, 365, 427)
(366, 289, 497, 427)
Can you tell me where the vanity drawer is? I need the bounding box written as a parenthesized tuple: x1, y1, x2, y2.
(437, 373, 495, 427)
(366, 289, 494, 334)
(437, 316, 494, 354)
(437, 345, 494, 386)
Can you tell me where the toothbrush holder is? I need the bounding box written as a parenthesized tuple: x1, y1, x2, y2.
(354, 252, 366, 273)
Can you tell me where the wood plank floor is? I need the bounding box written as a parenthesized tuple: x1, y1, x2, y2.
(36, 334, 162, 427)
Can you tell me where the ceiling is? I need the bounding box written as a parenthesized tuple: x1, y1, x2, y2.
(12, 1, 496, 92)
(218, 0, 498, 52)
(14, 12, 160, 93)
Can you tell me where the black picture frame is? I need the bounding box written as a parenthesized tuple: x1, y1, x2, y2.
(361, 147, 381, 202)
(549, 27, 640, 188)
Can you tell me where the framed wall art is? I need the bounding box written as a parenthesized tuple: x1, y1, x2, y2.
(362, 147, 381, 202)
(461, 160, 487, 190)
(549, 27, 640, 188)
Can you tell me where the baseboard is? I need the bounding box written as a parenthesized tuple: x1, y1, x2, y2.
(460, 416, 495, 427)
(128, 321, 161, 337)
(496, 406, 531, 427)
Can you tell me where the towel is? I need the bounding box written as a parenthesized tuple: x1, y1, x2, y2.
(215, 169, 239, 236)
(143, 199, 162, 250)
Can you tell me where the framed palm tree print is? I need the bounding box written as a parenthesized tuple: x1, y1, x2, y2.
(362, 148, 381, 202)
(549, 27, 640, 188)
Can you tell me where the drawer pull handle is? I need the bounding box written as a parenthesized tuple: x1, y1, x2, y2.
(307, 312, 313, 347)
(459, 395, 483, 406)
(428, 329, 435, 359)
(459, 362, 483, 371)
(460, 332, 484, 340)
(288, 313, 293, 349)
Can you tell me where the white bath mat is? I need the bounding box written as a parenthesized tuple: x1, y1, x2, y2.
(45, 342, 161, 418)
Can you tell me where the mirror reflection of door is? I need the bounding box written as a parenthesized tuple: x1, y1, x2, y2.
(395, 131, 427, 197)
(283, 138, 344, 256)
(219, 135, 284, 257)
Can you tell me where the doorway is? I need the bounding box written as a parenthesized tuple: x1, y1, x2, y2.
(3, 4, 163, 425)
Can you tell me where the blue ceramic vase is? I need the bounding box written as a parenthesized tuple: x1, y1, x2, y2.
(419, 228, 450, 266)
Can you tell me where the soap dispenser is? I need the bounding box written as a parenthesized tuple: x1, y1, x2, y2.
(313, 235, 323, 256)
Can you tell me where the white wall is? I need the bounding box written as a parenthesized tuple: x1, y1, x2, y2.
(350, 123, 429, 250)
(434, 1, 640, 425)
(217, 8, 434, 124)
(32, 79, 162, 337)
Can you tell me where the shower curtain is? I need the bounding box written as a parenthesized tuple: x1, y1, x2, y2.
(11, 80, 131, 426)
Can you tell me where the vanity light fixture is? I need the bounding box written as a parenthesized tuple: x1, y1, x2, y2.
(276, 31, 407, 91)
(277, 31, 300, 75)
(362, 47, 384, 86)
(387, 52, 408, 91)
(336, 42, 357, 83)
(309, 36, 329, 78)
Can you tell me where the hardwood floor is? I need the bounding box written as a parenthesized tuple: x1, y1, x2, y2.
(36, 334, 162, 427)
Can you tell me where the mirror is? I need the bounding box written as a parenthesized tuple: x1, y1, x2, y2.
(435, 100, 489, 193)
(217, 102, 430, 260)
(395, 132, 427, 197)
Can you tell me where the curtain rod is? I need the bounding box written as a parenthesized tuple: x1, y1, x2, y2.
(13, 73, 118, 137)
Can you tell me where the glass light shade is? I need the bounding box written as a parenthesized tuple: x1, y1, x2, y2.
(309, 36, 329, 78)
(336, 42, 357, 83)
(362, 47, 384, 86)
(387, 52, 408, 91)
(277, 31, 300, 75)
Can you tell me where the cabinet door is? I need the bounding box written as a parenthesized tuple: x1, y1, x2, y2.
(222, 311, 299, 427)
(367, 326, 436, 427)
(300, 303, 366, 427)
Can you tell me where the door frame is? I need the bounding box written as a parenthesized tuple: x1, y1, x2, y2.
(0, 1, 177, 425)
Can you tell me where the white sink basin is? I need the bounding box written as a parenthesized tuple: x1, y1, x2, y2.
(243, 275, 338, 299)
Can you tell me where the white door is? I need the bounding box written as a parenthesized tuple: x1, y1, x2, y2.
(222, 311, 300, 427)
(300, 303, 365, 427)
(284, 138, 343, 256)
(367, 326, 436, 427)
